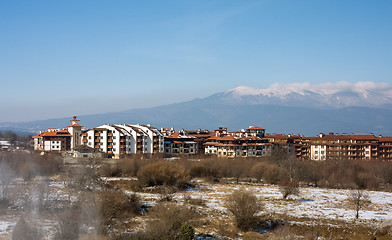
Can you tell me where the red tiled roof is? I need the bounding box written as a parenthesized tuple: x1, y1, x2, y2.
(67, 124, 82, 127)
(377, 137, 392, 142)
(33, 129, 71, 138)
(247, 126, 265, 130)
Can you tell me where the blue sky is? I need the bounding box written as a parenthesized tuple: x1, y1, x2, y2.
(1, 0, 391, 122)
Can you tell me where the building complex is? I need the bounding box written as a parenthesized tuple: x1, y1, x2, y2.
(33, 116, 392, 161)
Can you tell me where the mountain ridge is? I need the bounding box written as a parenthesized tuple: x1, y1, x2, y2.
(2, 82, 392, 136)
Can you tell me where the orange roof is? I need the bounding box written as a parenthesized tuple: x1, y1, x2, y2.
(167, 132, 180, 138)
(70, 116, 80, 122)
(67, 123, 82, 127)
(247, 126, 265, 130)
(377, 136, 392, 142)
(33, 129, 71, 138)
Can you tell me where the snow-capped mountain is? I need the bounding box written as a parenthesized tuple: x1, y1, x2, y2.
(222, 82, 392, 108)
(2, 81, 392, 136)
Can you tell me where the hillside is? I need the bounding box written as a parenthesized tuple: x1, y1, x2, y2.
(2, 82, 392, 136)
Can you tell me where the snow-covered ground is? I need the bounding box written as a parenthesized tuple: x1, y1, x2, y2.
(128, 179, 392, 226)
(0, 177, 391, 238)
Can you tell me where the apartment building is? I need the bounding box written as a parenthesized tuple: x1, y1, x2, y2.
(81, 124, 164, 158)
(266, 133, 300, 156)
(306, 133, 378, 161)
(374, 136, 392, 161)
(164, 130, 199, 155)
(204, 126, 272, 157)
(33, 116, 82, 152)
(269, 133, 389, 161)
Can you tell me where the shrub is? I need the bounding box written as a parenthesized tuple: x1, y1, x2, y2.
(278, 179, 300, 199)
(176, 223, 195, 240)
(12, 217, 41, 240)
(55, 204, 81, 240)
(189, 159, 220, 179)
(137, 160, 189, 189)
(139, 202, 196, 240)
(99, 190, 141, 233)
(251, 162, 270, 181)
(263, 164, 285, 184)
(226, 189, 263, 231)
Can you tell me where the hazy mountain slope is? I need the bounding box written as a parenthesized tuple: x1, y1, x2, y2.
(2, 82, 392, 136)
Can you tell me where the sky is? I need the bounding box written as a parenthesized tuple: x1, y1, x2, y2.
(1, 0, 391, 122)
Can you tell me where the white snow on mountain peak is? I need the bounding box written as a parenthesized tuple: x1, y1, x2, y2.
(228, 81, 392, 98)
(225, 81, 392, 107)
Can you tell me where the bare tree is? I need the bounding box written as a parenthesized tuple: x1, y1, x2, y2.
(279, 179, 300, 199)
(350, 189, 370, 219)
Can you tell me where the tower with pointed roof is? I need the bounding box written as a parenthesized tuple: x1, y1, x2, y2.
(67, 116, 82, 150)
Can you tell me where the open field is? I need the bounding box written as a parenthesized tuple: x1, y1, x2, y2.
(0, 153, 391, 239)
(1, 174, 389, 239)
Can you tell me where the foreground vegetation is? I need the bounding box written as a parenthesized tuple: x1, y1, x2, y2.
(0, 151, 391, 239)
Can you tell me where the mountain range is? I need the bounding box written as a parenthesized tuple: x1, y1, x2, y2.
(2, 81, 392, 136)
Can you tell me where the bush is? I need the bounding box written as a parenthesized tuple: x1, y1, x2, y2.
(12, 217, 41, 240)
(138, 202, 196, 240)
(55, 204, 81, 240)
(176, 223, 195, 240)
(226, 189, 263, 231)
(189, 159, 220, 179)
(278, 179, 300, 199)
(99, 190, 141, 233)
(263, 164, 285, 184)
(251, 161, 271, 181)
(137, 160, 189, 189)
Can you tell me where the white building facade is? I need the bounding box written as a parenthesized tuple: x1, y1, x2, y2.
(81, 124, 164, 158)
